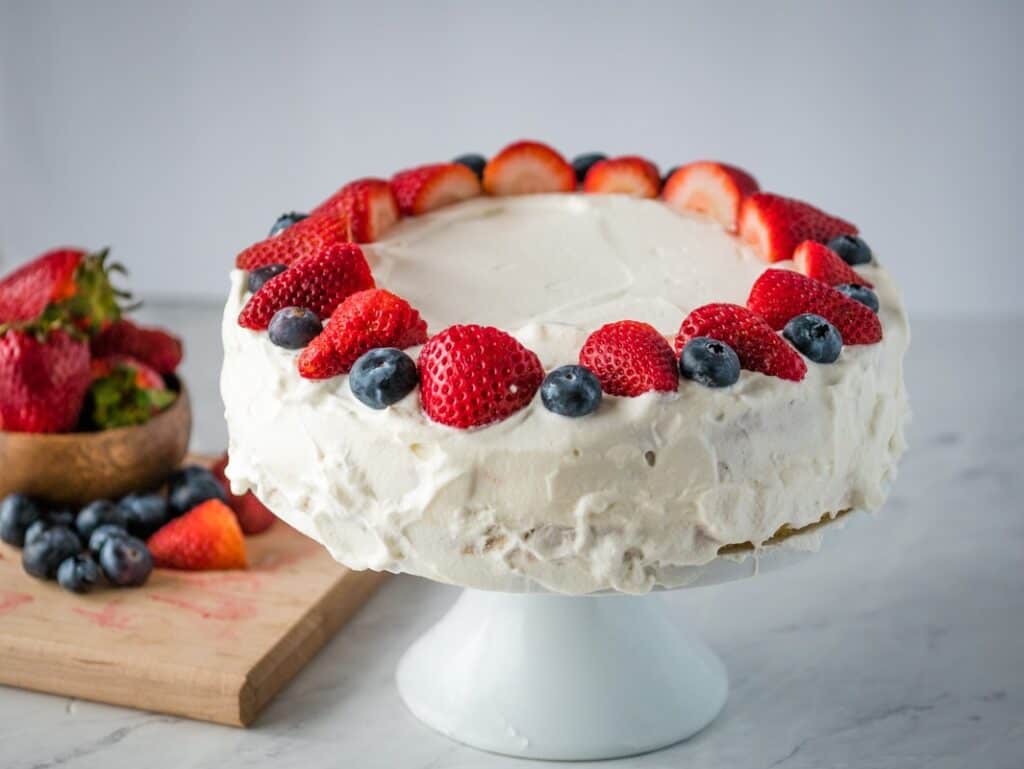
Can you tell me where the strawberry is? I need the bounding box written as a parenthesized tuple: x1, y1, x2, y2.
(91, 318, 183, 374)
(746, 269, 882, 344)
(676, 304, 807, 381)
(84, 354, 176, 429)
(311, 178, 400, 242)
(482, 140, 576, 196)
(298, 288, 427, 380)
(391, 163, 482, 216)
(582, 156, 661, 198)
(578, 320, 678, 396)
(662, 161, 759, 231)
(419, 324, 543, 429)
(793, 241, 873, 288)
(0, 247, 124, 333)
(238, 242, 375, 330)
(739, 193, 858, 263)
(147, 498, 247, 570)
(0, 327, 92, 433)
(211, 453, 276, 535)
(235, 213, 351, 271)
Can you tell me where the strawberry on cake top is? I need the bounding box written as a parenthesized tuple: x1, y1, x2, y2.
(221, 141, 909, 594)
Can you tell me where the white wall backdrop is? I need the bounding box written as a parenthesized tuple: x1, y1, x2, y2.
(1, 0, 1020, 316)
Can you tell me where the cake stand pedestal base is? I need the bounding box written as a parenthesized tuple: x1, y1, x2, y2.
(396, 588, 728, 761)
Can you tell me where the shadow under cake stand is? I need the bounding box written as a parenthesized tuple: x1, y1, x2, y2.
(396, 510, 862, 761)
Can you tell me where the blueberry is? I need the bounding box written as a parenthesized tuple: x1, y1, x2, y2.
(827, 234, 872, 266)
(835, 283, 879, 313)
(75, 500, 126, 541)
(540, 365, 603, 417)
(269, 212, 307, 238)
(453, 153, 487, 180)
(247, 263, 287, 293)
(22, 526, 82, 579)
(57, 554, 101, 594)
(349, 348, 419, 409)
(167, 466, 227, 517)
(119, 493, 169, 537)
(99, 535, 153, 587)
(46, 509, 75, 528)
(24, 519, 50, 546)
(0, 494, 42, 547)
(784, 313, 843, 364)
(571, 153, 607, 183)
(89, 523, 130, 556)
(268, 307, 323, 350)
(680, 337, 741, 388)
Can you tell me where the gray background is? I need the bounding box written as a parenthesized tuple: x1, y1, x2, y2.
(1, 0, 1020, 316)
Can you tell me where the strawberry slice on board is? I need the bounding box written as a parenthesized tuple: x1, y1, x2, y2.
(210, 453, 276, 535)
(578, 320, 678, 396)
(391, 163, 483, 216)
(311, 178, 400, 243)
(147, 499, 248, 570)
(793, 241, 873, 288)
(482, 141, 576, 196)
(582, 156, 661, 198)
(662, 161, 759, 232)
(739, 193, 858, 263)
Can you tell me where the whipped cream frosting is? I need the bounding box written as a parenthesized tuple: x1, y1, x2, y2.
(221, 194, 910, 594)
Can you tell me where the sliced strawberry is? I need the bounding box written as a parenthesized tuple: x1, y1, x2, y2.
(739, 193, 858, 263)
(91, 318, 183, 374)
(298, 288, 428, 379)
(147, 499, 247, 570)
(793, 241, 873, 288)
(482, 141, 576, 196)
(391, 163, 482, 216)
(0, 328, 91, 433)
(419, 324, 543, 429)
(311, 178, 400, 242)
(676, 304, 806, 381)
(747, 269, 882, 344)
(578, 320, 678, 396)
(662, 161, 759, 231)
(211, 453, 276, 535)
(582, 156, 661, 198)
(235, 213, 351, 271)
(238, 242, 375, 330)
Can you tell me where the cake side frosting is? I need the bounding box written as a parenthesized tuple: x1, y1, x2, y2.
(222, 194, 909, 594)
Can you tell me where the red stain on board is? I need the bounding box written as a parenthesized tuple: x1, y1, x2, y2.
(73, 600, 134, 630)
(149, 593, 257, 621)
(253, 549, 304, 572)
(0, 591, 32, 613)
(171, 570, 264, 591)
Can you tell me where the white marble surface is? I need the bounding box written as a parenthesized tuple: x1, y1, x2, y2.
(1, 306, 1022, 769)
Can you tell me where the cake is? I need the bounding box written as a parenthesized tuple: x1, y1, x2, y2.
(221, 141, 909, 594)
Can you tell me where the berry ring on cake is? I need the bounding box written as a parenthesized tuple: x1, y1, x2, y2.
(221, 140, 909, 595)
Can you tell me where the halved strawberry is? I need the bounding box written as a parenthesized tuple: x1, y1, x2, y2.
(482, 141, 576, 196)
(747, 269, 882, 344)
(147, 499, 247, 570)
(578, 320, 678, 396)
(739, 193, 858, 263)
(91, 318, 183, 374)
(793, 241, 873, 288)
(211, 453, 276, 535)
(311, 178, 400, 243)
(676, 304, 806, 381)
(391, 163, 482, 216)
(582, 156, 661, 198)
(298, 288, 428, 379)
(238, 242, 374, 330)
(662, 161, 759, 231)
(235, 213, 350, 271)
(419, 324, 543, 429)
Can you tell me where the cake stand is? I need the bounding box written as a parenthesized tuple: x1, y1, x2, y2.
(396, 510, 864, 761)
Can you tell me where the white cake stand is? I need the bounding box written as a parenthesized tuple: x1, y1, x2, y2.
(396, 510, 864, 761)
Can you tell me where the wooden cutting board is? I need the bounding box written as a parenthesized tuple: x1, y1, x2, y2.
(0, 471, 387, 727)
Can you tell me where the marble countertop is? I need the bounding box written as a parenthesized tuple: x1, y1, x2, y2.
(2, 306, 1021, 769)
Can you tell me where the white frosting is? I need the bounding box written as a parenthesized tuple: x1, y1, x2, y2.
(221, 194, 910, 594)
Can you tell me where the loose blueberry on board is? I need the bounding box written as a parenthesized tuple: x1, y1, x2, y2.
(99, 534, 153, 587)
(571, 153, 607, 183)
(167, 466, 227, 517)
(679, 337, 741, 388)
(835, 283, 880, 313)
(89, 523, 129, 556)
(453, 153, 487, 180)
(46, 509, 75, 528)
(349, 348, 420, 409)
(247, 263, 287, 294)
(22, 526, 82, 579)
(24, 519, 49, 547)
(269, 212, 307, 237)
(57, 554, 101, 594)
(540, 365, 603, 417)
(268, 307, 323, 350)
(75, 500, 126, 540)
(0, 494, 42, 547)
(119, 493, 169, 538)
(827, 234, 873, 266)
(783, 313, 843, 364)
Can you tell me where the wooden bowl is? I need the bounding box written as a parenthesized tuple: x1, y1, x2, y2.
(0, 381, 192, 506)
